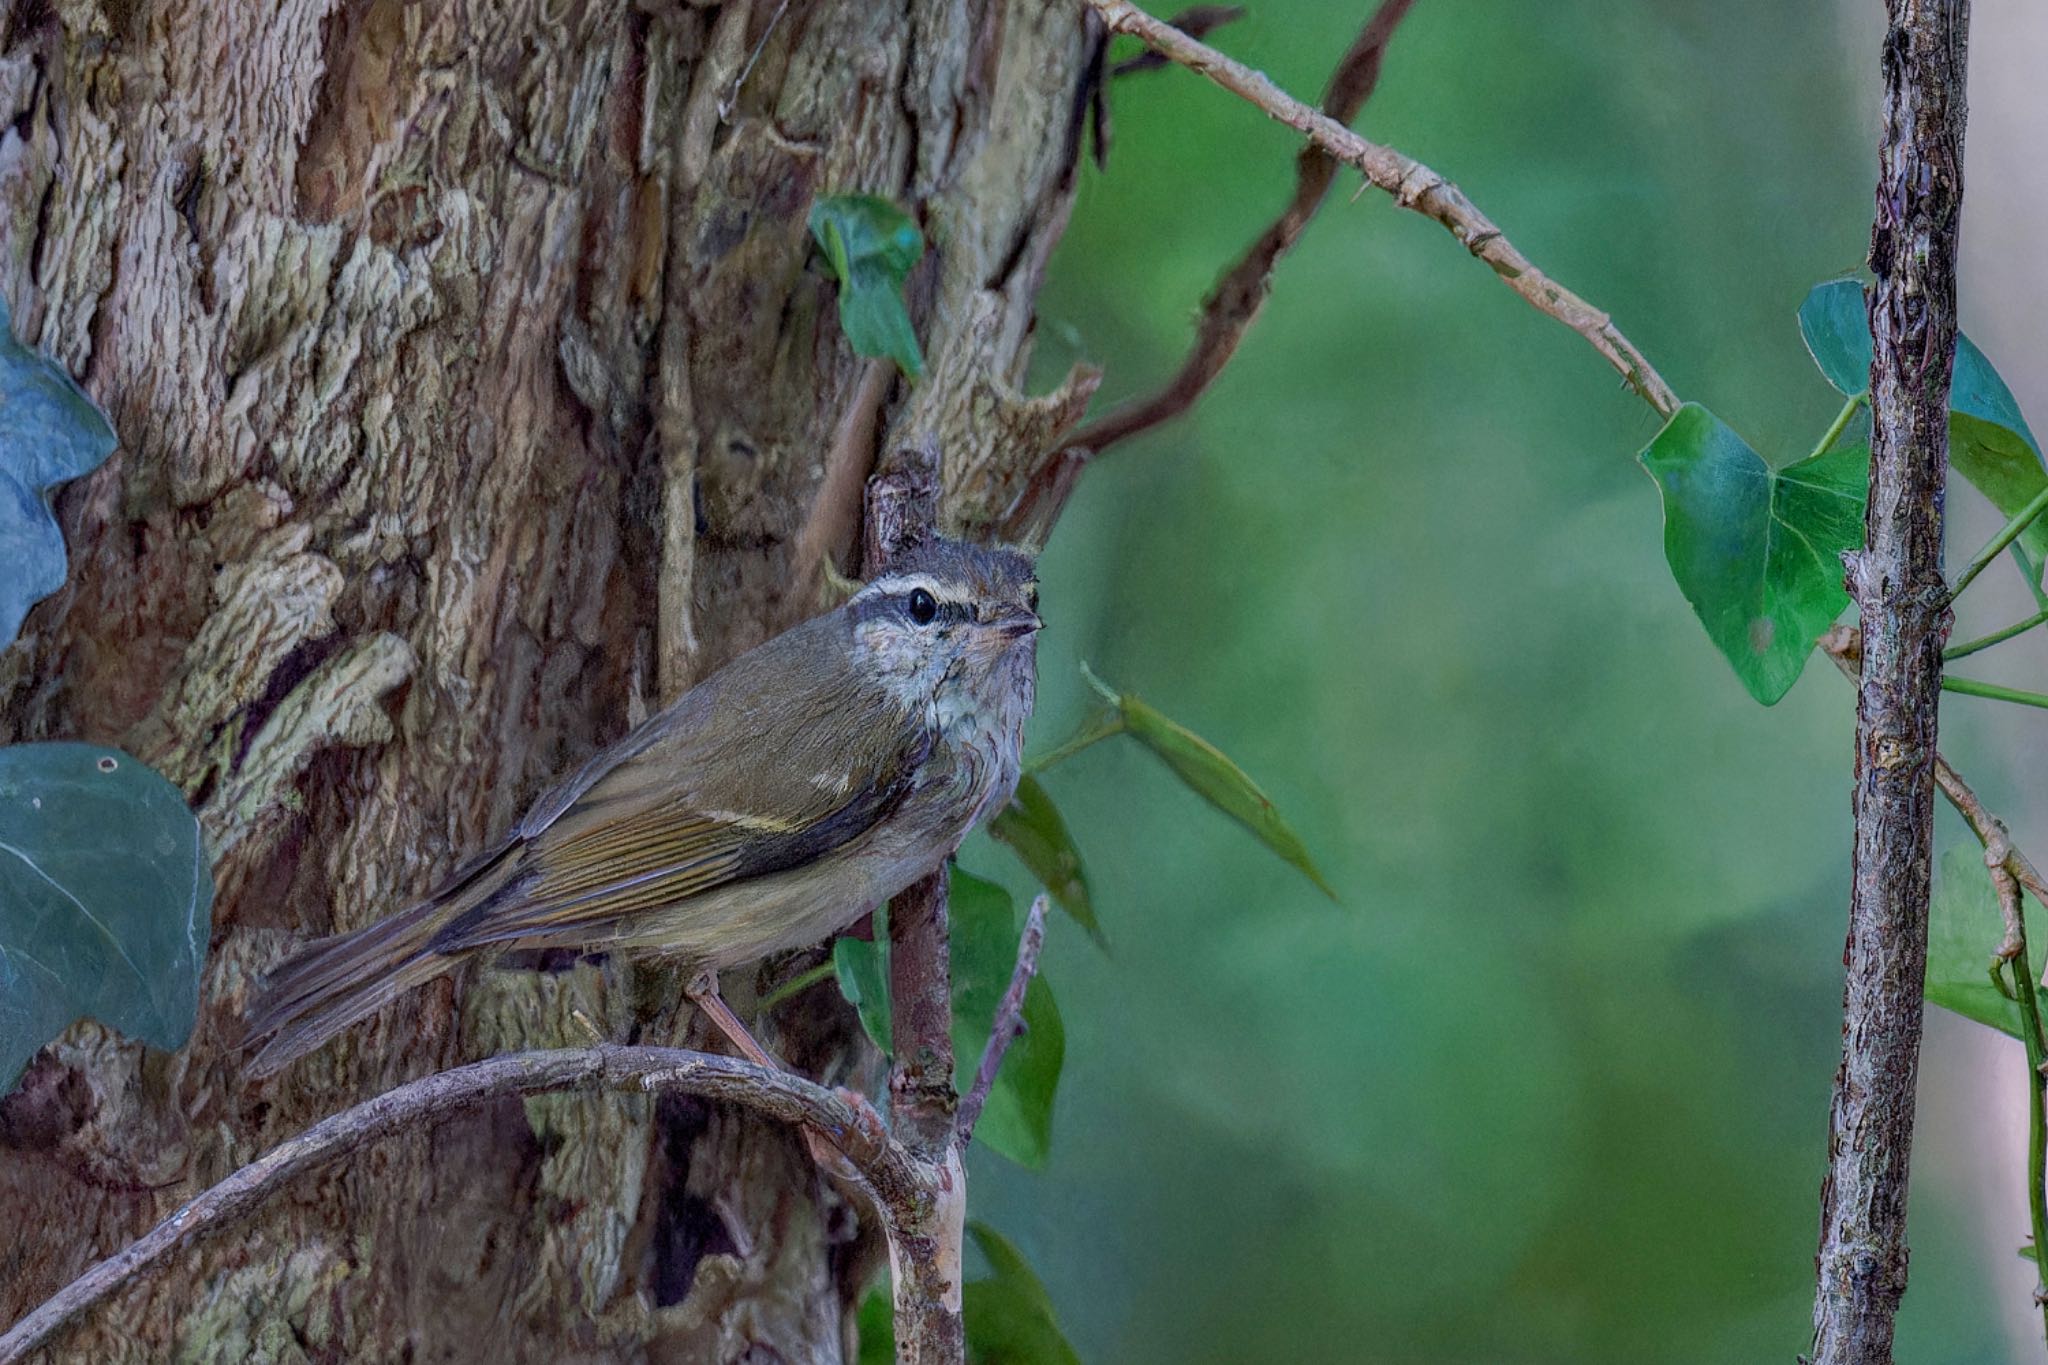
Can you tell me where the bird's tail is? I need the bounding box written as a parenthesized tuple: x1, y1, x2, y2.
(241, 848, 521, 1077)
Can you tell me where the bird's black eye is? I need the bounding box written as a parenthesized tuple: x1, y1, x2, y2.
(907, 588, 938, 625)
(1025, 584, 1039, 612)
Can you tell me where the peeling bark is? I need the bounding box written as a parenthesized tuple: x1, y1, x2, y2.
(0, 1, 1090, 1358)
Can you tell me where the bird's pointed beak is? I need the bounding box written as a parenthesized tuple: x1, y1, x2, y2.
(995, 611, 1043, 640)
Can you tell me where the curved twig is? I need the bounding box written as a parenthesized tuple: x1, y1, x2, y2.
(1081, 0, 1681, 419)
(957, 894, 1049, 1148)
(0, 1047, 928, 1365)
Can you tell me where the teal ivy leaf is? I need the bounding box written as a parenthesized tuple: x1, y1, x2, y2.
(0, 743, 213, 1094)
(964, 1223, 1083, 1365)
(989, 774, 1105, 950)
(852, 1226, 1080, 1365)
(0, 300, 119, 647)
(833, 866, 1064, 1167)
(1639, 402, 1867, 705)
(808, 194, 926, 379)
(1925, 845, 2046, 1041)
(1800, 277, 2048, 557)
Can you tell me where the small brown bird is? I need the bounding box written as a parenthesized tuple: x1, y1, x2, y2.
(244, 537, 1039, 1076)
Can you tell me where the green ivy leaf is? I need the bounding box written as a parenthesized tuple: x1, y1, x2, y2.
(0, 743, 213, 1093)
(989, 775, 1105, 950)
(0, 300, 119, 646)
(964, 1223, 1082, 1365)
(1800, 277, 2048, 557)
(833, 866, 1064, 1167)
(1925, 846, 2046, 1041)
(1638, 402, 1866, 705)
(1110, 688, 1334, 897)
(809, 194, 926, 379)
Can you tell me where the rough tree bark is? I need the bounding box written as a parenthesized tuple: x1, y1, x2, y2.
(0, 0, 1096, 1359)
(1810, 2, 1968, 1362)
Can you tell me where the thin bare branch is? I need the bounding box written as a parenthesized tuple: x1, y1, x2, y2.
(0, 1047, 925, 1365)
(1812, 3, 1969, 1351)
(1077, 0, 1416, 456)
(1111, 6, 1246, 78)
(1006, 0, 1419, 542)
(957, 894, 1049, 1148)
(1080, 0, 1681, 419)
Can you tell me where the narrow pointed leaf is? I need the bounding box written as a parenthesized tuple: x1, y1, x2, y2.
(1639, 402, 1866, 704)
(1, 743, 213, 1093)
(1116, 692, 1334, 897)
(989, 775, 1105, 949)
(0, 300, 119, 646)
(809, 194, 925, 378)
(833, 866, 1064, 1167)
(1801, 277, 2048, 555)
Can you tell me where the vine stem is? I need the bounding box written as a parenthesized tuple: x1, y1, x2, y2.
(1951, 481, 2048, 600)
(1808, 392, 1868, 462)
(1942, 676, 2048, 710)
(1944, 606, 2048, 661)
(1998, 877, 2048, 1343)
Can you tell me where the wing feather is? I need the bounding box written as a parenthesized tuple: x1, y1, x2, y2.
(434, 613, 929, 950)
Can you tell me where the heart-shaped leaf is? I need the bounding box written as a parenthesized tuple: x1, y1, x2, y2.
(989, 775, 1105, 950)
(833, 866, 1064, 1167)
(0, 743, 213, 1093)
(1925, 845, 2047, 1041)
(1639, 402, 1867, 704)
(0, 300, 119, 646)
(1800, 277, 2048, 557)
(809, 194, 926, 379)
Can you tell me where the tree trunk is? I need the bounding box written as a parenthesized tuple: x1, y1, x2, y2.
(0, 0, 1094, 1359)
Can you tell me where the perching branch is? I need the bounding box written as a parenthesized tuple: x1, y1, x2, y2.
(0, 1047, 928, 1365)
(1810, 4, 1969, 1360)
(864, 437, 968, 1364)
(1077, 0, 1681, 420)
(958, 894, 1049, 1148)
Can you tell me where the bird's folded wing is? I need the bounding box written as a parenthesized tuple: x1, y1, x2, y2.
(436, 668, 928, 946)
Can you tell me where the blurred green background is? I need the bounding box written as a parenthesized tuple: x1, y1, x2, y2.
(962, 2, 2048, 1361)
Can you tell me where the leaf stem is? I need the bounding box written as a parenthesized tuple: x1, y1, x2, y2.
(1942, 676, 2048, 711)
(1807, 392, 1867, 462)
(2009, 946, 2048, 1344)
(1024, 706, 1125, 774)
(758, 961, 838, 1012)
(1951, 483, 2048, 601)
(1944, 608, 2048, 662)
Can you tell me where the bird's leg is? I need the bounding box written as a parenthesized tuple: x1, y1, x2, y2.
(684, 969, 867, 1183)
(683, 969, 785, 1070)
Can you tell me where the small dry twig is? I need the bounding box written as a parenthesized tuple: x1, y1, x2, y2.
(1007, 0, 1418, 540)
(957, 894, 1049, 1147)
(1079, 0, 1681, 419)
